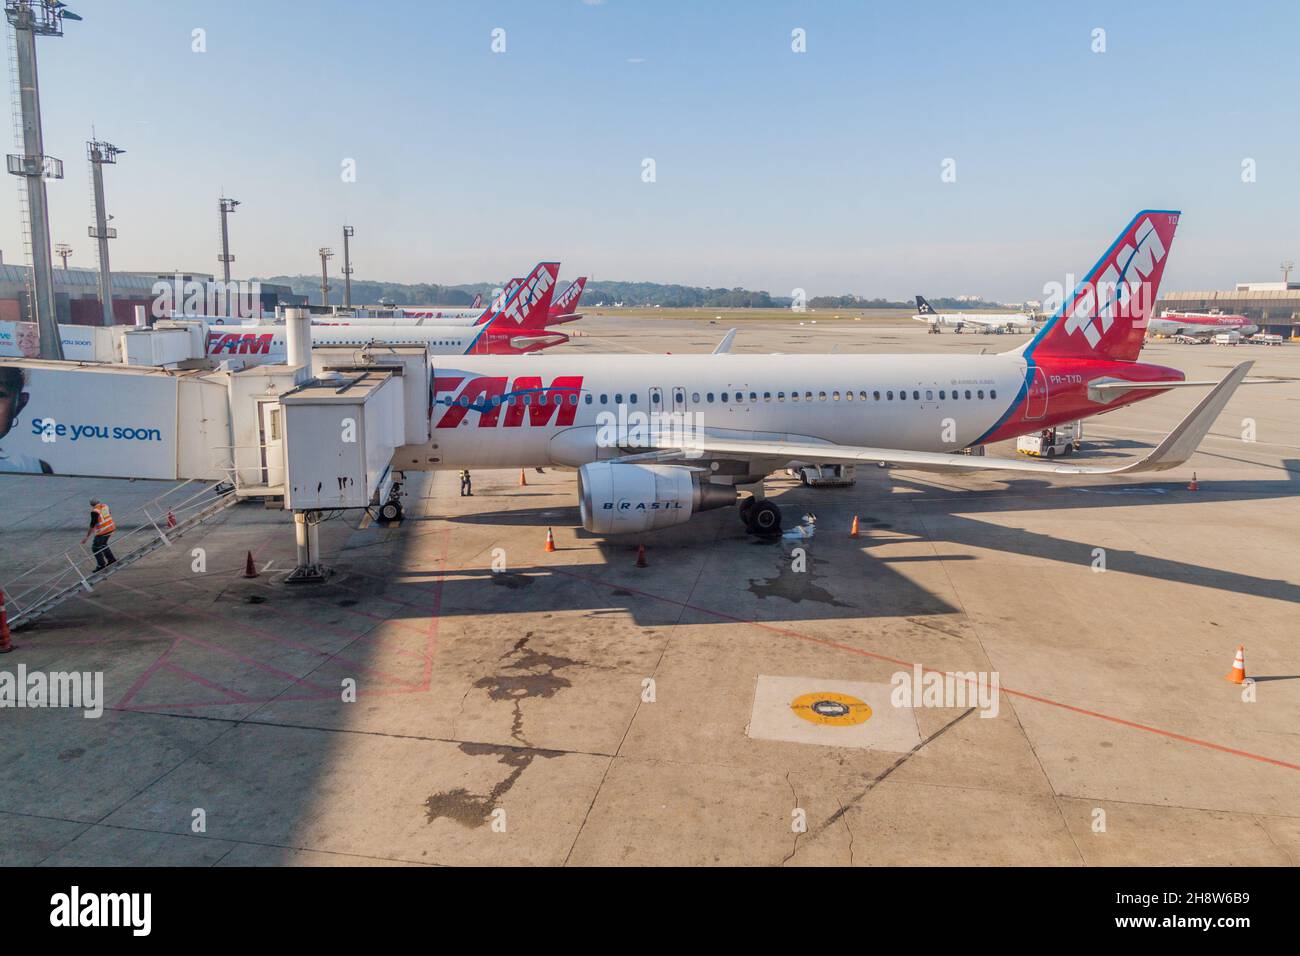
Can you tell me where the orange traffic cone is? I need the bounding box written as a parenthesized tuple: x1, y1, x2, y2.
(1225, 645, 1247, 684)
(544, 528, 556, 553)
(1188, 472, 1198, 492)
(0, 588, 14, 654)
(635, 543, 648, 568)
(850, 515, 860, 538)
(166, 509, 177, 529)
(519, 469, 528, 487)
(243, 551, 259, 579)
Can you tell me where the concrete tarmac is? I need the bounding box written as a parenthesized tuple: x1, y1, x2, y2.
(1, 319, 1297, 866)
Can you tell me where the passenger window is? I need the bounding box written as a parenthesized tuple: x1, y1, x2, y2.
(675, 392, 684, 404)
(832, 391, 840, 401)
(749, 392, 757, 402)
(584, 394, 593, 404)
(926, 390, 933, 401)
(524, 395, 532, 406)
(939, 390, 946, 400)
(818, 392, 826, 401)
(615, 393, 623, 404)
(492, 396, 502, 406)
(651, 391, 661, 404)
(600, 394, 608, 404)
(860, 391, 868, 401)
(977, 390, 984, 399)
(805, 392, 813, 401)
(845, 391, 853, 401)
(722, 392, 729, 402)
(763, 392, 771, 401)
(873, 391, 880, 401)
(569, 394, 578, 405)
(539, 394, 548, 406)
(991, 389, 997, 400)
(692, 392, 700, 403)
(777, 391, 785, 401)
(706, 392, 714, 402)
(630, 393, 638, 404)
(965, 390, 971, 400)
(887, 391, 894, 400)
(791, 392, 800, 402)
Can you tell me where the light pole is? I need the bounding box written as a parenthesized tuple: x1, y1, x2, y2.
(54, 243, 71, 268)
(87, 139, 123, 326)
(218, 197, 239, 283)
(342, 225, 354, 309)
(318, 247, 333, 308)
(5, 0, 77, 357)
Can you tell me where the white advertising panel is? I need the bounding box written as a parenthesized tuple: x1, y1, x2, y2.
(0, 364, 178, 478)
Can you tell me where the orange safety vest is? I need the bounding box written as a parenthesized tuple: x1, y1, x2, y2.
(92, 503, 116, 535)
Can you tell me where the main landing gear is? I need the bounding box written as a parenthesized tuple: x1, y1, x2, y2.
(738, 496, 782, 535)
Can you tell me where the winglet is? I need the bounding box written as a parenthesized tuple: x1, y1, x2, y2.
(1103, 360, 1252, 473)
(713, 329, 737, 354)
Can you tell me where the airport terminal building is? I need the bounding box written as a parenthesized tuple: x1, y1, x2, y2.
(1159, 281, 1300, 337)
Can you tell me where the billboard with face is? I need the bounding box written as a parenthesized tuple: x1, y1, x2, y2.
(0, 363, 178, 478)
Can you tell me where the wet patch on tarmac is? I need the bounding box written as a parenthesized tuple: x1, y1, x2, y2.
(472, 635, 581, 743)
(747, 555, 854, 607)
(422, 742, 564, 829)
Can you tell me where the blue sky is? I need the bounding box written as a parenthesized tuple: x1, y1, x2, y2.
(1, 0, 1296, 300)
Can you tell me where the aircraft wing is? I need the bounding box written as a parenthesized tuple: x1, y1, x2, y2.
(628, 362, 1251, 477)
(712, 329, 738, 354)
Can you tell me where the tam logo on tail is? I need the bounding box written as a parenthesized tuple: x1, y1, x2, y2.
(551, 277, 587, 317)
(1031, 210, 1179, 363)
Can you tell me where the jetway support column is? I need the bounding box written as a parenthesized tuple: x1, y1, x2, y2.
(286, 511, 330, 584)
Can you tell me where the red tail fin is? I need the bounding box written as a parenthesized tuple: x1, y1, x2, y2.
(473, 277, 522, 325)
(1027, 210, 1180, 363)
(480, 263, 560, 334)
(550, 276, 587, 318)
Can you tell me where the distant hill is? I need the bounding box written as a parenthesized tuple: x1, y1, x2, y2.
(257, 274, 1009, 311)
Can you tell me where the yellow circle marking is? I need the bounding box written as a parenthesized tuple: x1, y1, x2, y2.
(790, 692, 872, 726)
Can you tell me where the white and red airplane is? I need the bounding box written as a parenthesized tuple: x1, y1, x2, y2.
(208, 263, 566, 365)
(389, 211, 1252, 535)
(318, 275, 586, 328)
(1149, 310, 1257, 338)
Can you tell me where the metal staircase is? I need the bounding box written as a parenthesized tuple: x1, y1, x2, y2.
(1, 480, 238, 629)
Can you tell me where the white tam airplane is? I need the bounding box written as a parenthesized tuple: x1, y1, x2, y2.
(913, 295, 1036, 332)
(388, 211, 1250, 536)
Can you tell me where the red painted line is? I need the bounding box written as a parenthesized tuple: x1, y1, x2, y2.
(546, 565, 1300, 774)
(159, 661, 253, 703)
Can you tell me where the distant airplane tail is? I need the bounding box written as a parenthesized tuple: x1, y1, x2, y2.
(550, 276, 587, 319)
(474, 277, 523, 325)
(477, 262, 560, 339)
(1025, 210, 1180, 363)
(915, 295, 937, 315)
(470, 292, 483, 309)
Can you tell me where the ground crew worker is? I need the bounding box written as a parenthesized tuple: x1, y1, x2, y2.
(459, 469, 473, 496)
(82, 498, 118, 571)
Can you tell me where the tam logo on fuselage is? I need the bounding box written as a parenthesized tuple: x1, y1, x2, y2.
(207, 332, 275, 355)
(433, 375, 583, 428)
(1062, 216, 1168, 349)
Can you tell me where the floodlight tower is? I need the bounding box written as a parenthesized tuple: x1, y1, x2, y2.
(53, 242, 70, 268)
(341, 225, 354, 309)
(318, 247, 333, 307)
(218, 196, 239, 283)
(1282, 260, 1294, 285)
(87, 139, 123, 326)
(5, 0, 78, 358)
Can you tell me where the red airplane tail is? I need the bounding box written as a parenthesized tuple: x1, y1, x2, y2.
(473, 277, 522, 325)
(473, 262, 561, 353)
(550, 276, 587, 319)
(1026, 210, 1180, 364)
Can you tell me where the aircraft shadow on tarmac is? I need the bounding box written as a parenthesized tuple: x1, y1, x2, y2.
(371, 458, 1300, 628)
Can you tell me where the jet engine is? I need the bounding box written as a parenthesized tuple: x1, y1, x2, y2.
(577, 462, 737, 534)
